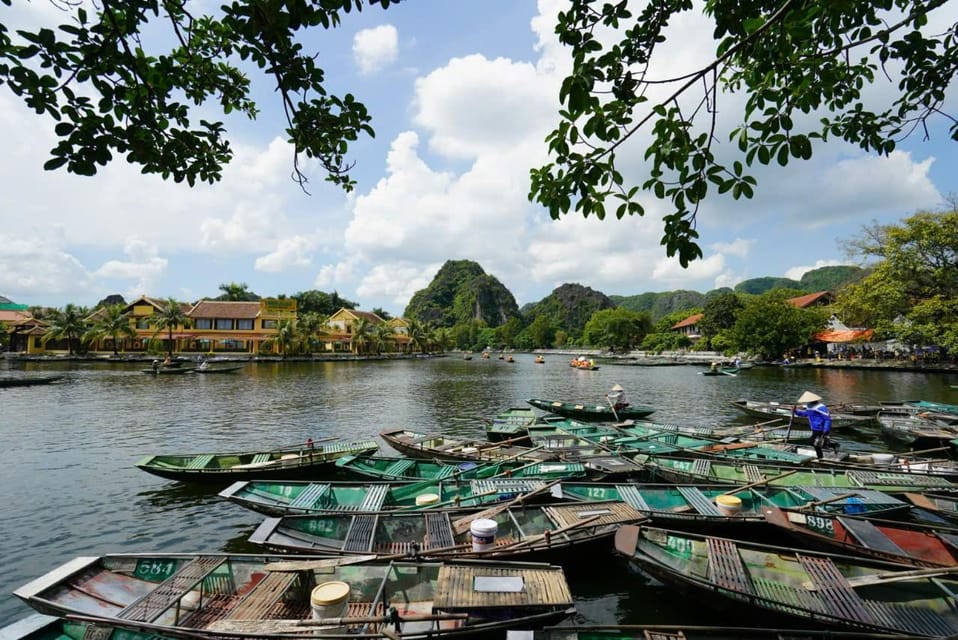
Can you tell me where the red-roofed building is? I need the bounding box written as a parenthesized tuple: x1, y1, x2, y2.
(671, 313, 703, 340)
(787, 291, 834, 308)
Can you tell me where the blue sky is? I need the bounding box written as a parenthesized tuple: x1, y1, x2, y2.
(1, 0, 955, 316)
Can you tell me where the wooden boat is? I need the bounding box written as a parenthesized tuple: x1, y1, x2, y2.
(380, 429, 551, 463)
(551, 482, 910, 527)
(462, 351, 473, 360)
(486, 407, 539, 443)
(335, 454, 587, 483)
(534, 355, 545, 364)
(194, 364, 244, 374)
(518, 624, 909, 640)
(637, 455, 958, 492)
(729, 399, 873, 428)
(569, 357, 599, 370)
(219, 477, 564, 516)
(616, 524, 958, 637)
(701, 367, 739, 377)
(526, 398, 656, 421)
(14, 552, 575, 639)
(762, 505, 958, 568)
(480, 351, 491, 359)
(876, 411, 958, 445)
(506, 355, 515, 363)
(248, 500, 646, 558)
(0, 615, 188, 640)
(0, 374, 65, 388)
(141, 366, 194, 375)
(136, 439, 379, 483)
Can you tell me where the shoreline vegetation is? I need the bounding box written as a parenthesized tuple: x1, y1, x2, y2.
(4, 349, 958, 374)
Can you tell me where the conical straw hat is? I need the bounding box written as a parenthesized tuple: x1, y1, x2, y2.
(797, 391, 822, 404)
(611, 383, 624, 391)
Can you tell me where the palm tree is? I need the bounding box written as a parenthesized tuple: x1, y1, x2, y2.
(295, 312, 327, 356)
(351, 317, 372, 355)
(372, 323, 394, 354)
(217, 282, 259, 301)
(433, 327, 453, 353)
(263, 318, 298, 358)
(84, 304, 135, 355)
(407, 319, 430, 354)
(150, 298, 192, 358)
(41, 303, 89, 354)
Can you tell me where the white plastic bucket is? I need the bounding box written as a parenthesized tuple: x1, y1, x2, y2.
(311, 581, 350, 621)
(715, 495, 742, 516)
(470, 518, 498, 552)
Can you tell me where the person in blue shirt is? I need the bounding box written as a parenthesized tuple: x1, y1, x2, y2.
(792, 392, 832, 459)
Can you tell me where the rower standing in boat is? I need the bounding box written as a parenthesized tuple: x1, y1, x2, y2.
(608, 383, 630, 409)
(792, 391, 832, 459)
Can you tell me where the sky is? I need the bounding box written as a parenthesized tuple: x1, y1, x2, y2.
(1, 0, 955, 316)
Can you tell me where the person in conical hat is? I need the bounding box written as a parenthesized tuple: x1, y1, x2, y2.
(792, 390, 831, 459)
(608, 383, 629, 409)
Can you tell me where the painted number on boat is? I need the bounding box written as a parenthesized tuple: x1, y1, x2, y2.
(804, 515, 834, 535)
(665, 534, 693, 559)
(134, 559, 179, 582)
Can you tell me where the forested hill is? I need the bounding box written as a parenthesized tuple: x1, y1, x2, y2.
(403, 260, 519, 327)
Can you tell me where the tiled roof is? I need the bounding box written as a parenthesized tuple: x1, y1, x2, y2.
(0, 309, 31, 323)
(814, 329, 874, 343)
(788, 291, 832, 308)
(672, 313, 703, 329)
(189, 300, 262, 319)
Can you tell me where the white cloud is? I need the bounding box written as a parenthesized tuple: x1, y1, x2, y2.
(711, 238, 752, 258)
(357, 263, 439, 307)
(94, 237, 168, 300)
(0, 231, 94, 297)
(784, 260, 848, 281)
(353, 25, 399, 75)
(255, 236, 315, 272)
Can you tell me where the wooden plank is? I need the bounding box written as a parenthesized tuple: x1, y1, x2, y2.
(225, 572, 298, 620)
(706, 538, 752, 594)
(677, 487, 722, 516)
(797, 555, 874, 624)
(342, 515, 377, 552)
(835, 517, 906, 556)
(118, 556, 226, 622)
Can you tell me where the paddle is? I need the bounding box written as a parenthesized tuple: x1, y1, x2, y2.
(485, 513, 605, 553)
(607, 394, 620, 422)
(803, 566, 958, 591)
(784, 404, 796, 443)
(672, 468, 801, 514)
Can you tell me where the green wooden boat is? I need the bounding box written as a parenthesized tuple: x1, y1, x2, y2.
(380, 428, 551, 463)
(485, 407, 539, 443)
(551, 482, 910, 526)
(637, 455, 958, 492)
(701, 367, 740, 376)
(141, 366, 195, 375)
(526, 398, 655, 421)
(219, 477, 563, 516)
(0, 616, 185, 640)
(14, 552, 575, 640)
(0, 374, 65, 388)
(614, 524, 958, 637)
(519, 624, 907, 640)
(136, 439, 379, 483)
(335, 454, 588, 482)
(248, 500, 646, 558)
(730, 399, 874, 428)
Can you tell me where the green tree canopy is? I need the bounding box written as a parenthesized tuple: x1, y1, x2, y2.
(731, 292, 827, 360)
(149, 298, 192, 358)
(216, 282, 260, 301)
(529, 0, 957, 266)
(41, 303, 89, 354)
(583, 307, 652, 351)
(84, 303, 136, 355)
(698, 292, 743, 347)
(837, 207, 958, 352)
(0, 0, 395, 190)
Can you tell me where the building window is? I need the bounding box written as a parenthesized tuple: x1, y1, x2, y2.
(136, 317, 151, 329)
(262, 320, 277, 329)
(237, 319, 254, 330)
(194, 319, 212, 330)
(215, 319, 234, 330)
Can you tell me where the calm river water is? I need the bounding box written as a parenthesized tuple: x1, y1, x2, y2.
(1, 355, 957, 627)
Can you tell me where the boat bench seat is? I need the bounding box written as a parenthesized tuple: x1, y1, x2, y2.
(225, 571, 299, 621)
(836, 516, 906, 556)
(797, 555, 874, 624)
(677, 487, 723, 516)
(288, 483, 330, 510)
(383, 459, 415, 477)
(743, 464, 764, 483)
(118, 556, 227, 622)
(343, 515, 378, 552)
(615, 485, 650, 512)
(361, 484, 389, 511)
(187, 454, 215, 470)
(250, 453, 271, 464)
(691, 459, 712, 478)
(706, 537, 753, 594)
(434, 465, 457, 479)
(424, 512, 455, 550)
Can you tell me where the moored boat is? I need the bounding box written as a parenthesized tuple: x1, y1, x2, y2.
(730, 399, 873, 429)
(526, 398, 655, 422)
(14, 552, 576, 640)
(248, 500, 646, 559)
(486, 407, 539, 443)
(0, 374, 65, 388)
(380, 429, 550, 463)
(136, 439, 379, 483)
(194, 364, 244, 374)
(614, 524, 958, 637)
(335, 454, 588, 483)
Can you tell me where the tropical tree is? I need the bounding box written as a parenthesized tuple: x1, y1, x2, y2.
(263, 319, 298, 359)
(149, 298, 192, 358)
(293, 290, 358, 315)
(583, 308, 652, 351)
(372, 324, 395, 354)
(529, 1, 958, 267)
(216, 282, 259, 301)
(84, 304, 136, 355)
(295, 312, 327, 356)
(431, 327, 453, 353)
(407, 319, 430, 354)
(41, 303, 89, 354)
(350, 317, 372, 355)
(0, 321, 9, 351)
(837, 207, 958, 353)
(730, 293, 828, 360)
(698, 293, 744, 349)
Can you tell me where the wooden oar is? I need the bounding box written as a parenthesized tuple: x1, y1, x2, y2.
(800, 492, 861, 509)
(803, 566, 958, 591)
(393, 488, 502, 512)
(265, 555, 379, 571)
(487, 513, 605, 553)
(207, 612, 470, 634)
(450, 479, 563, 534)
(487, 456, 550, 479)
(672, 469, 801, 514)
(607, 395, 620, 422)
